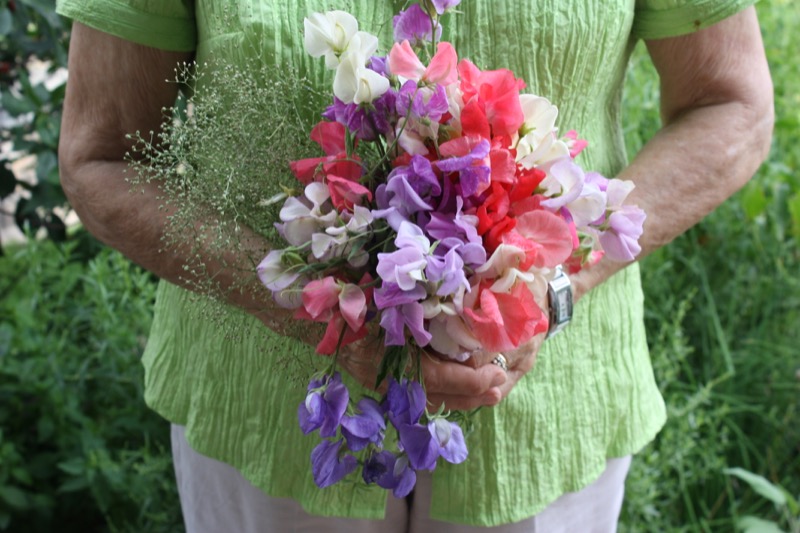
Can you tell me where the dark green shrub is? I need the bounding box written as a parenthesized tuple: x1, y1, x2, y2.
(0, 237, 181, 532)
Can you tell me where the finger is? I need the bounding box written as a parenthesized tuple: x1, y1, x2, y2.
(421, 353, 507, 397)
(426, 387, 503, 411)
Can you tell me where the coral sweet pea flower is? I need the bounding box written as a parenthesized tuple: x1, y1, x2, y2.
(388, 41, 458, 86)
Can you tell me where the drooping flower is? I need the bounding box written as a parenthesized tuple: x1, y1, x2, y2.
(310, 438, 358, 488)
(371, 452, 417, 498)
(340, 397, 386, 451)
(598, 204, 646, 261)
(298, 373, 350, 438)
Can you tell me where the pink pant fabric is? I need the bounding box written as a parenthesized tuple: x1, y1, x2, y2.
(172, 425, 631, 533)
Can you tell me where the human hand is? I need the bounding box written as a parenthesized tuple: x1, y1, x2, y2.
(337, 334, 507, 412)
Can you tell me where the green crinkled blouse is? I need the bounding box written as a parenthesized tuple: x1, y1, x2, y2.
(56, 0, 755, 526)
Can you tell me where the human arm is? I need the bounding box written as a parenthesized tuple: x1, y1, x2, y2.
(478, 6, 773, 395)
(58, 22, 506, 409)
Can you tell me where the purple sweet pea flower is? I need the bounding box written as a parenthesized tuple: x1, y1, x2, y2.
(362, 450, 393, 484)
(310, 439, 358, 488)
(436, 139, 491, 198)
(398, 423, 440, 471)
(297, 373, 349, 438)
(398, 418, 468, 471)
(376, 222, 431, 291)
(380, 301, 432, 346)
(385, 377, 426, 426)
(373, 452, 417, 498)
(397, 81, 449, 123)
(393, 4, 442, 45)
(431, 0, 461, 14)
(429, 418, 468, 464)
(340, 397, 386, 452)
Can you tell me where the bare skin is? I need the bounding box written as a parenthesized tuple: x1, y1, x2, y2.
(59, 7, 772, 410)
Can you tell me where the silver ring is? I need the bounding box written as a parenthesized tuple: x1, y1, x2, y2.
(491, 354, 508, 372)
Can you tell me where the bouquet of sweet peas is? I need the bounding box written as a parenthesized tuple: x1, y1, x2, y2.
(257, 0, 645, 496)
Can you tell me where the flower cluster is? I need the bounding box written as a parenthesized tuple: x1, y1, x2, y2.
(299, 374, 467, 496)
(258, 1, 646, 494)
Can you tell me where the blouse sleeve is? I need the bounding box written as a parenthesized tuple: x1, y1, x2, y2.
(56, 0, 196, 52)
(632, 0, 758, 40)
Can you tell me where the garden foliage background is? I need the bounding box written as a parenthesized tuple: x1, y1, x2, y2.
(1, 0, 798, 531)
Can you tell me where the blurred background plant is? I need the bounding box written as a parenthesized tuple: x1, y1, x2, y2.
(0, 0, 797, 531)
(1, 0, 70, 247)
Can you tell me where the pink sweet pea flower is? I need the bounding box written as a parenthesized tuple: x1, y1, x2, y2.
(462, 281, 546, 352)
(290, 121, 362, 185)
(458, 59, 526, 138)
(388, 41, 458, 85)
(564, 130, 588, 158)
(326, 174, 373, 212)
(296, 274, 373, 355)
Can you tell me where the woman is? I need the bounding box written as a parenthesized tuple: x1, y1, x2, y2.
(57, 0, 772, 531)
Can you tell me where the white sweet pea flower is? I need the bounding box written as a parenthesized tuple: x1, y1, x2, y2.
(304, 11, 359, 69)
(519, 94, 559, 135)
(332, 33, 389, 104)
(279, 182, 337, 246)
(567, 180, 607, 228)
(540, 159, 585, 211)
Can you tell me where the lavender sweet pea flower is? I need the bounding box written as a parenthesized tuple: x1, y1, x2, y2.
(297, 373, 350, 438)
(393, 4, 442, 45)
(598, 205, 646, 262)
(376, 222, 431, 291)
(310, 439, 358, 488)
(376, 156, 441, 223)
(426, 247, 469, 296)
(380, 301, 432, 346)
(340, 397, 386, 452)
(431, 0, 461, 14)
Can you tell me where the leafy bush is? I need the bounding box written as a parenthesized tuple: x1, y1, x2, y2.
(0, 237, 180, 532)
(0, 0, 70, 245)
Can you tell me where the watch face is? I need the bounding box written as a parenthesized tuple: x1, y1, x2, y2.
(557, 290, 571, 322)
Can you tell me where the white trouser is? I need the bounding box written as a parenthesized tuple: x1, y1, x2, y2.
(172, 425, 631, 533)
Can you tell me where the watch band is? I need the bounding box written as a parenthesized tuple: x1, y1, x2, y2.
(546, 265, 573, 339)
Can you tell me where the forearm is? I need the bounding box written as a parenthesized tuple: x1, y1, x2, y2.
(571, 8, 773, 302)
(572, 99, 772, 301)
(61, 156, 316, 341)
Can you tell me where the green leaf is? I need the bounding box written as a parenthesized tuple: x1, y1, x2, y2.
(0, 485, 28, 509)
(736, 515, 786, 533)
(0, 91, 36, 116)
(741, 183, 768, 220)
(787, 191, 800, 239)
(0, 8, 12, 36)
(724, 467, 787, 506)
(57, 458, 84, 476)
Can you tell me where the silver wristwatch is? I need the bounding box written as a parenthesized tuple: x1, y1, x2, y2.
(546, 265, 573, 339)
